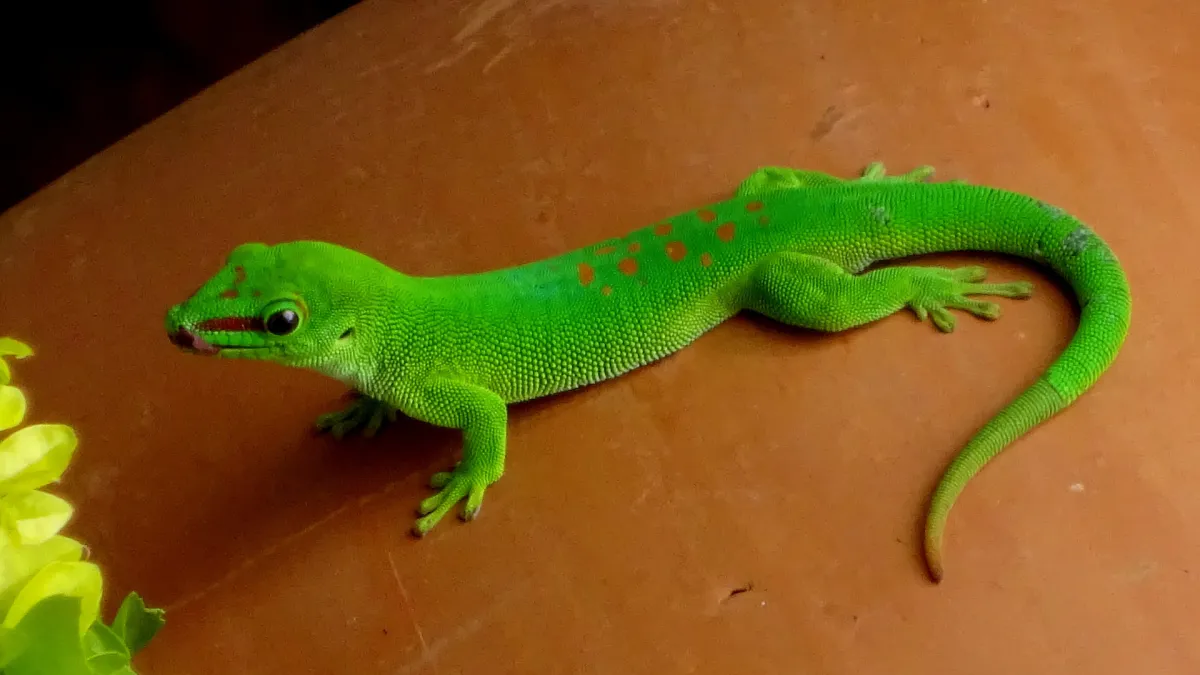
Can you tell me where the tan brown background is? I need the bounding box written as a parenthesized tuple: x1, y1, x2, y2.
(1, 0, 1196, 672)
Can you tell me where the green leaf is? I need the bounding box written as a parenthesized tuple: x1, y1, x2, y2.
(0, 339, 31, 388)
(84, 620, 133, 674)
(0, 423, 78, 492)
(0, 386, 24, 431)
(0, 594, 92, 675)
(0, 489, 74, 547)
(0, 622, 31, 668)
(3, 561, 102, 636)
(0, 535, 84, 614)
(0, 339, 33, 360)
(111, 592, 165, 655)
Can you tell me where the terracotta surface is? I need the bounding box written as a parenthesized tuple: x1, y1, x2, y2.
(2, 0, 1198, 672)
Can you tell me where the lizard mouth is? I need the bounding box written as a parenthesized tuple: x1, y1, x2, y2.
(169, 327, 219, 355)
(168, 327, 262, 356)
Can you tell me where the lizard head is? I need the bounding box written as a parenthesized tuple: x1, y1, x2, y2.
(165, 241, 382, 368)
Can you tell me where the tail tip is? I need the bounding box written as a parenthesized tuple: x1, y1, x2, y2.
(926, 559, 945, 583)
(924, 531, 945, 583)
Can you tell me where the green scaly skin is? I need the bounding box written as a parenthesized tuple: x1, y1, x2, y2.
(164, 162, 1131, 582)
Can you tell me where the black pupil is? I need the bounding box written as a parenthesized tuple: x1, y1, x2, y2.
(266, 309, 299, 335)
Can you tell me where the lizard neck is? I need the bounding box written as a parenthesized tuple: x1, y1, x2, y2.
(308, 271, 445, 404)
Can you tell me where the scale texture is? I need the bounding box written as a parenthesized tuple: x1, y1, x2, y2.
(164, 163, 1132, 582)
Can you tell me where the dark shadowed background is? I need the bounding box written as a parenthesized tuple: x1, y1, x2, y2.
(0, 0, 360, 213)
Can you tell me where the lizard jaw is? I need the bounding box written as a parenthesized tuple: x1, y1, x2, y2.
(168, 327, 273, 358)
(168, 327, 220, 356)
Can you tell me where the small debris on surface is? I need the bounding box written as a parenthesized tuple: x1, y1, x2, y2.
(728, 582, 754, 598)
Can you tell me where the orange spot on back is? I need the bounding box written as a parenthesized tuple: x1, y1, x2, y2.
(665, 240, 687, 262)
(746, 201, 764, 212)
(602, 285, 613, 296)
(654, 222, 673, 236)
(700, 252, 713, 267)
(577, 262, 596, 286)
(758, 215, 770, 225)
(716, 222, 736, 242)
(697, 209, 716, 223)
(618, 257, 639, 276)
(220, 289, 239, 299)
(628, 241, 642, 253)
(595, 245, 617, 255)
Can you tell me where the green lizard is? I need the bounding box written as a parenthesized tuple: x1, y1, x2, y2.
(164, 162, 1131, 582)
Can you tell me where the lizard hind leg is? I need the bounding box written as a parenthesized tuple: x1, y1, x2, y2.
(735, 162, 951, 198)
(735, 167, 845, 196)
(742, 252, 1034, 334)
(858, 161, 936, 183)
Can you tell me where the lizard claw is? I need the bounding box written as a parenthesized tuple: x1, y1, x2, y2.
(859, 162, 937, 183)
(315, 392, 397, 439)
(909, 265, 1034, 333)
(412, 463, 492, 536)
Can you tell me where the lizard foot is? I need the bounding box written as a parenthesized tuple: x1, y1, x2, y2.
(908, 265, 1034, 333)
(314, 392, 397, 439)
(736, 162, 956, 197)
(859, 161, 967, 185)
(411, 462, 494, 536)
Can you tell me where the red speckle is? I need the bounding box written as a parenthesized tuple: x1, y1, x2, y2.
(220, 289, 239, 299)
(196, 316, 264, 332)
(746, 201, 764, 212)
(700, 252, 713, 267)
(577, 262, 596, 286)
(618, 257, 639, 276)
(252, 290, 263, 297)
(665, 241, 687, 262)
(595, 245, 617, 255)
(628, 242, 642, 253)
(602, 286, 613, 296)
(758, 215, 770, 225)
(697, 209, 717, 223)
(716, 222, 736, 242)
(234, 266, 247, 283)
(654, 222, 673, 236)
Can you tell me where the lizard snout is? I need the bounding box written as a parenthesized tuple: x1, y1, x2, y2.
(168, 326, 219, 355)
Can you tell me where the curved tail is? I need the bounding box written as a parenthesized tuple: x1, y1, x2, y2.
(877, 183, 1132, 582)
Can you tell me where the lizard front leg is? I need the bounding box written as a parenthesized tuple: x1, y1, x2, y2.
(403, 378, 508, 536)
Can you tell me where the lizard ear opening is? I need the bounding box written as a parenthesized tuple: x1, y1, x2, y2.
(339, 327, 355, 340)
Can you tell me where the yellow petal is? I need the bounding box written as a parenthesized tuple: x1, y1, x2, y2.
(0, 535, 83, 611)
(2, 560, 101, 635)
(0, 340, 32, 359)
(0, 490, 74, 547)
(0, 424, 78, 492)
(0, 386, 25, 432)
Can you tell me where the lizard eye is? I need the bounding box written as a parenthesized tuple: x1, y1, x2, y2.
(265, 309, 300, 336)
